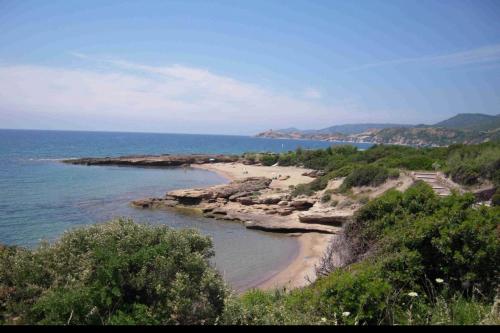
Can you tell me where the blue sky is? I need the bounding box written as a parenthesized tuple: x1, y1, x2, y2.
(1, 0, 499, 134)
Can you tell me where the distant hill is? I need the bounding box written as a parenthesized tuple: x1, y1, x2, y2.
(314, 123, 413, 135)
(255, 113, 500, 146)
(276, 127, 302, 134)
(433, 113, 500, 131)
(273, 123, 412, 135)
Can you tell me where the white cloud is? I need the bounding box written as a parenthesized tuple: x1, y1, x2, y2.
(0, 59, 355, 134)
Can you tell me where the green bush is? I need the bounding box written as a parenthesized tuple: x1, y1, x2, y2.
(445, 142, 500, 187)
(340, 165, 389, 191)
(291, 175, 332, 197)
(278, 152, 297, 166)
(398, 156, 435, 170)
(0, 219, 227, 325)
(350, 182, 499, 296)
(492, 189, 500, 206)
(311, 263, 392, 325)
(449, 164, 480, 186)
(291, 183, 315, 197)
(388, 168, 400, 179)
(260, 154, 279, 166)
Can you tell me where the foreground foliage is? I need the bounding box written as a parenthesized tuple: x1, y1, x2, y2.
(0, 219, 226, 325)
(222, 183, 500, 325)
(1, 176, 498, 325)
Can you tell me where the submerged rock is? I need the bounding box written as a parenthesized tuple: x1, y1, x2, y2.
(131, 198, 178, 209)
(167, 189, 213, 205)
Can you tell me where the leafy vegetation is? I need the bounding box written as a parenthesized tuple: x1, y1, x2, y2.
(445, 143, 500, 186)
(0, 219, 226, 325)
(493, 190, 500, 207)
(339, 165, 390, 191)
(222, 183, 500, 325)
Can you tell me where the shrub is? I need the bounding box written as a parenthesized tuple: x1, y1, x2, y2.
(341, 166, 389, 191)
(492, 189, 500, 206)
(321, 193, 331, 203)
(331, 145, 358, 156)
(388, 168, 400, 179)
(445, 142, 500, 186)
(260, 154, 279, 166)
(291, 184, 314, 197)
(0, 219, 227, 325)
(398, 156, 435, 170)
(278, 152, 297, 166)
(312, 263, 392, 325)
(243, 153, 257, 164)
(449, 164, 480, 186)
(351, 183, 499, 297)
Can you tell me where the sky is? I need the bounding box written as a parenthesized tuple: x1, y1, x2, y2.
(0, 0, 499, 135)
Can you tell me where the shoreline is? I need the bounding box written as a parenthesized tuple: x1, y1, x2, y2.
(251, 232, 333, 291)
(192, 163, 334, 291)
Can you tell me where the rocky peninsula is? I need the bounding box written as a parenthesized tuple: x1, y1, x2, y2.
(62, 154, 241, 167)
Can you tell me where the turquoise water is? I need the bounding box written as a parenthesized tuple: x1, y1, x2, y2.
(0, 129, 372, 289)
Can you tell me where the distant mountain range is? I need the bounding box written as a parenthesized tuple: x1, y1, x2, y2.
(433, 113, 500, 131)
(255, 113, 500, 146)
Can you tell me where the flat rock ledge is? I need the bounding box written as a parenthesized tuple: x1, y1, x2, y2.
(131, 176, 347, 234)
(298, 211, 352, 227)
(62, 154, 240, 167)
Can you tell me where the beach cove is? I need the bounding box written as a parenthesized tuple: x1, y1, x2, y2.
(1, 130, 371, 291)
(64, 154, 339, 291)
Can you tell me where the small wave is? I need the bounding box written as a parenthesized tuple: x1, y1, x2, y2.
(27, 157, 77, 162)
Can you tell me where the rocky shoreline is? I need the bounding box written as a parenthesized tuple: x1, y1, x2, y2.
(131, 176, 348, 234)
(63, 154, 348, 234)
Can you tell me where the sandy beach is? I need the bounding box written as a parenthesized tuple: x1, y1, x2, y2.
(192, 162, 334, 291)
(193, 162, 317, 190)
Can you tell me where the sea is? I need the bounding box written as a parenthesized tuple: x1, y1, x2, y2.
(0, 129, 372, 290)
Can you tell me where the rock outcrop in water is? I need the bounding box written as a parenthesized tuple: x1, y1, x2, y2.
(62, 154, 241, 167)
(131, 176, 344, 234)
(132, 177, 272, 208)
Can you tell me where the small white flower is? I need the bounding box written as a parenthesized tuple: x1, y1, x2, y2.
(321, 317, 327, 322)
(407, 291, 418, 297)
(435, 278, 444, 284)
(342, 312, 350, 317)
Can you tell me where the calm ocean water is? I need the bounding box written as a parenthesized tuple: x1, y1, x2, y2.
(0, 129, 371, 290)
